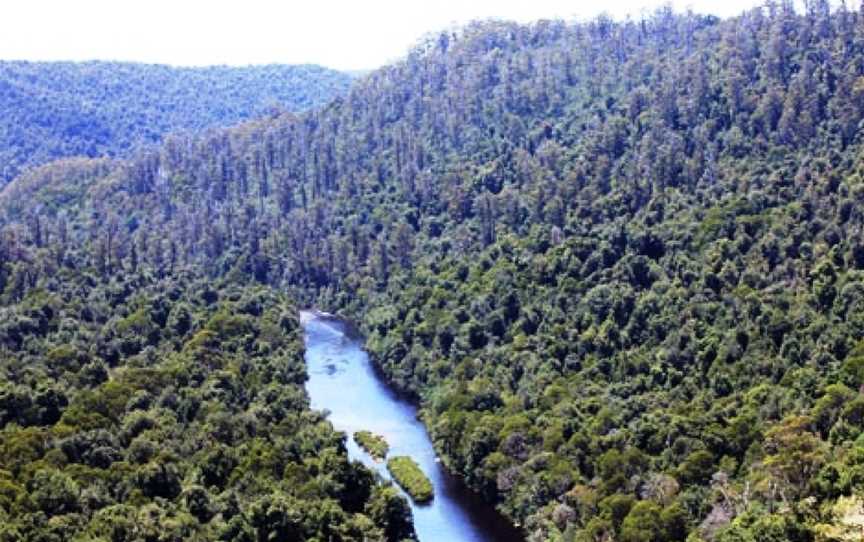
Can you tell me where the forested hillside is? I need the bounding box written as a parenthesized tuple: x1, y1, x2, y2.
(0, 61, 353, 183)
(4, 2, 864, 541)
(0, 271, 414, 540)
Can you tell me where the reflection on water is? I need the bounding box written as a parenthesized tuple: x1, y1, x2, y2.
(302, 311, 523, 542)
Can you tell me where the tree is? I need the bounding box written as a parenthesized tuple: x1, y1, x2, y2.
(29, 470, 79, 516)
(761, 415, 826, 505)
(365, 486, 416, 542)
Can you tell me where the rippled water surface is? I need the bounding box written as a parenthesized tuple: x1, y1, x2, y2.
(302, 312, 523, 542)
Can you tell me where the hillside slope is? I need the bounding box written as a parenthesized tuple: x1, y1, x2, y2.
(0, 61, 353, 183)
(0, 269, 415, 540)
(3, 3, 864, 541)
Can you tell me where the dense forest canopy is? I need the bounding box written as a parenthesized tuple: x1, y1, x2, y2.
(0, 61, 354, 184)
(3, 1, 864, 541)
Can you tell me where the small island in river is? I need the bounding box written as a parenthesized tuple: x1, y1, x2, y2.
(354, 430, 390, 460)
(387, 456, 434, 503)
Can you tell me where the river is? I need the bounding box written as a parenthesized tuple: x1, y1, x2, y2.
(301, 311, 524, 542)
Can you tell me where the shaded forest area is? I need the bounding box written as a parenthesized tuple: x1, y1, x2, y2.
(0, 269, 416, 540)
(3, 1, 864, 540)
(0, 61, 353, 183)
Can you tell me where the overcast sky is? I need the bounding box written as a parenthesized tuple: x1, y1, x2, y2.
(1, 0, 775, 71)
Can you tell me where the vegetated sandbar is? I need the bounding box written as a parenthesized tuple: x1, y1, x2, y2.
(354, 430, 390, 460)
(387, 456, 434, 503)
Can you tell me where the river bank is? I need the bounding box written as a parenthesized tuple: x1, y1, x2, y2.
(301, 311, 523, 542)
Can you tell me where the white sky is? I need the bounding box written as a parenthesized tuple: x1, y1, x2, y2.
(0, 0, 771, 71)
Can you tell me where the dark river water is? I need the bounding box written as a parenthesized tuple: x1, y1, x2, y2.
(301, 311, 524, 542)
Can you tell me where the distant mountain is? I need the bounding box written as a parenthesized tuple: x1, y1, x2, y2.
(0, 61, 354, 183)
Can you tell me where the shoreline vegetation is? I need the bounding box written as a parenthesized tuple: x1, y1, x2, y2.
(354, 430, 390, 460)
(387, 456, 434, 503)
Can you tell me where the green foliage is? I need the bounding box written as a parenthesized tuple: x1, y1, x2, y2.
(386, 456, 434, 503)
(4, 3, 864, 541)
(354, 430, 390, 460)
(366, 485, 416, 541)
(0, 272, 414, 540)
(0, 61, 353, 184)
(715, 509, 811, 542)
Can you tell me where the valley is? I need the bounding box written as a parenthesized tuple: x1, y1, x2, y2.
(303, 311, 522, 541)
(2, 2, 864, 541)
